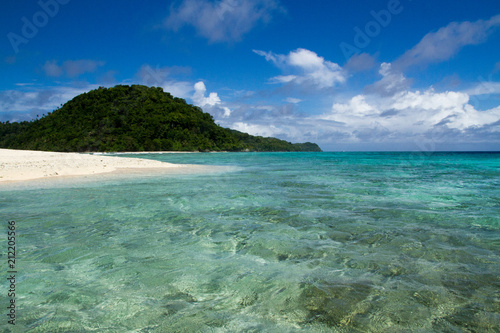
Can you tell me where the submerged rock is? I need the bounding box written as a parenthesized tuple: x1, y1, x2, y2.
(298, 280, 375, 328)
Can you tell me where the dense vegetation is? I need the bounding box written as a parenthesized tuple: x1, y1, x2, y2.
(0, 85, 321, 152)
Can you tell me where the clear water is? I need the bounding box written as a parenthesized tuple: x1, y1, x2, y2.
(1, 152, 499, 332)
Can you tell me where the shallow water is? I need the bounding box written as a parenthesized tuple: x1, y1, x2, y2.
(1, 152, 499, 332)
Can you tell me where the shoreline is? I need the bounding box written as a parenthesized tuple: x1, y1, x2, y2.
(98, 151, 203, 155)
(0, 148, 227, 184)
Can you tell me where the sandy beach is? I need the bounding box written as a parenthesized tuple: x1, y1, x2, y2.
(0, 149, 209, 183)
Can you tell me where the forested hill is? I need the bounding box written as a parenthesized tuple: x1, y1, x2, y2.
(0, 85, 322, 152)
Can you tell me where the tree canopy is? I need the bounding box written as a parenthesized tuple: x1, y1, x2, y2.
(0, 85, 322, 152)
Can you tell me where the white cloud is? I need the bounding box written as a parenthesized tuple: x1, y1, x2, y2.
(162, 81, 194, 99)
(231, 122, 282, 137)
(253, 49, 279, 63)
(222, 107, 232, 117)
(15, 82, 36, 87)
(270, 75, 297, 84)
(331, 95, 377, 117)
(288, 48, 325, 69)
(238, 17, 500, 149)
(164, 0, 282, 42)
(191, 81, 235, 119)
(285, 97, 301, 104)
(322, 88, 500, 138)
(395, 14, 500, 69)
(465, 81, 500, 97)
(254, 48, 346, 89)
(193, 81, 221, 106)
(42, 60, 104, 78)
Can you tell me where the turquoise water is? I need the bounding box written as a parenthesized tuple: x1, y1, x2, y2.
(1, 152, 499, 332)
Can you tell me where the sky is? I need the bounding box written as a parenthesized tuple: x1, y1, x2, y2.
(1, 0, 500, 151)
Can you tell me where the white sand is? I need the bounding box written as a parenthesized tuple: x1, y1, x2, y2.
(0, 149, 210, 183)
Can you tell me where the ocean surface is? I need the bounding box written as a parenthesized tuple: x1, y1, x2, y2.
(1, 152, 499, 332)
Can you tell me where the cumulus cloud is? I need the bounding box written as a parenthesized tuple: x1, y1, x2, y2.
(193, 81, 222, 107)
(164, 0, 282, 42)
(254, 48, 346, 89)
(197, 82, 499, 149)
(192, 81, 233, 118)
(321, 86, 500, 143)
(394, 14, 500, 69)
(42, 60, 105, 78)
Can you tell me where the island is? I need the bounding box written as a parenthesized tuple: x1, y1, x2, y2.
(0, 85, 322, 153)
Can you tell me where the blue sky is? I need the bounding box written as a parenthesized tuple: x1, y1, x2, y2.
(1, 0, 500, 151)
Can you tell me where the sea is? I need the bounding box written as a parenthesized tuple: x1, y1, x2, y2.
(1, 152, 499, 332)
